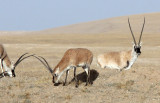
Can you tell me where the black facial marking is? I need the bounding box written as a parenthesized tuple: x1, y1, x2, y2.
(52, 76, 55, 83)
(11, 69, 16, 77)
(126, 61, 129, 67)
(124, 61, 130, 69)
(54, 74, 57, 77)
(134, 46, 141, 55)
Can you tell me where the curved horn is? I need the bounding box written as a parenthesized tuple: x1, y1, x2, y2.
(14, 53, 28, 66)
(138, 17, 145, 45)
(1, 48, 6, 61)
(38, 56, 53, 73)
(1, 47, 4, 59)
(14, 54, 35, 68)
(128, 18, 137, 45)
(1, 54, 7, 69)
(2, 55, 7, 61)
(32, 55, 53, 75)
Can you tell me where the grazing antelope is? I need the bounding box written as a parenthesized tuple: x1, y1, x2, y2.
(33, 48, 93, 87)
(97, 18, 145, 71)
(0, 44, 34, 77)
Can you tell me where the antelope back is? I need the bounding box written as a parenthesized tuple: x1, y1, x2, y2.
(64, 48, 93, 65)
(53, 48, 93, 73)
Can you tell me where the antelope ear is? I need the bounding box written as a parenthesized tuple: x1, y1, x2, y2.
(10, 62, 15, 70)
(139, 42, 142, 46)
(132, 42, 135, 46)
(55, 67, 60, 75)
(11, 61, 14, 65)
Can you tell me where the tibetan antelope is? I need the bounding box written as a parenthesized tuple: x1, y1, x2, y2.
(33, 48, 93, 87)
(97, 18, 145, 71)
(0, 44, 34, 77)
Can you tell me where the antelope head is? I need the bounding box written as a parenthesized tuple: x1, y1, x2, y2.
(2, 53, 35, 77)
(128, 17, 145, 56)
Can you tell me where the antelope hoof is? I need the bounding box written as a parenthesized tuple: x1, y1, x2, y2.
(75, 84, 79, 88)
(90, 81, 93, 85)
(2, 74, 5, 77)
(63, 82, 67, 86)
(54, 83, 60, 86)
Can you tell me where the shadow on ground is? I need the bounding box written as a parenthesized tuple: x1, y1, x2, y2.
(70, 69, 99, 85)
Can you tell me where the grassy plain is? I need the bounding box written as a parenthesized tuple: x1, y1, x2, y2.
(0, 13, 160, 103)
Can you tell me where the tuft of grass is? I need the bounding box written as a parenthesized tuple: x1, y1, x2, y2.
(126, 80, 134, 86)
(24, 99, 32, 103)
(10, 94, 16, 98)
(25, 92, 31, 99)
(7, 85, 12, 90)
(81, 87, 91, 93)
(157, 92, 160, 96)
(18, 92, 31, 99)
(109, 80, 135, 91)
(65, 95, 72, 100)
(14, 81, 25, 88)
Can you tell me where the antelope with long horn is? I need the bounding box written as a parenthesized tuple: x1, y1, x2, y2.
(97, 18, 145, 71)
(33, 48, 93, 87)
(0, 44, 34, 77)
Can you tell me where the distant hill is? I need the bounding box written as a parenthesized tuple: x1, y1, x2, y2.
(0, 31, 31, 35)
(36, 12, 160, 35)
(1, 12, 160, 35)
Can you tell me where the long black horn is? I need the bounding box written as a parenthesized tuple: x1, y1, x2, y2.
(1, 48, 6, 62)
(14, 53, 28, 66)
(14, 54, 35, 68)
(38, 56, 53, 73)
(128, 18, 137, 45)
(138, 17, 145, 45)
(32, 55, 53, 75)
(1, 47, 4, 59)
(2, 54, 7, 61)
(2, 54, 7, 65)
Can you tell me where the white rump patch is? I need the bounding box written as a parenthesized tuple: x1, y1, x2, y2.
(104, 63, 120, 70)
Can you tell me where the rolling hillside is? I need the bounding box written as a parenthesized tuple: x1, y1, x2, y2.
(37, 12, 160, 35)
(0, 12, 160, 103)
(0, 12, 160, 35)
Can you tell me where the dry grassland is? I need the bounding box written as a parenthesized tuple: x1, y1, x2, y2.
(0, 32, 159, 103)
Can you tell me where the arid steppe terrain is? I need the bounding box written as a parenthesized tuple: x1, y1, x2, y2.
(0, 13, 160, 103)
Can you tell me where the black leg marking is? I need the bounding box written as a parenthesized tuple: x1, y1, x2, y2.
(0, 60, 5, 77)
(86, 67, 90, 86)
(63, 70, 69, 86)
(88, 67, 91, 84)
(83, 65, 90, 86)
(73, 67, 79, 88)
(126, 61, 129, 67)
(124, 60, 130, 70)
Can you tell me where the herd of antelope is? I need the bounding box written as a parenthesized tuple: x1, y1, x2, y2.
(0, 18, 145, 87)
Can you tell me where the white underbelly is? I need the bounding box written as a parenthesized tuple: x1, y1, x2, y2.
(104, 64, 120, 70)
(77, 63, 86, 67)
(98, 59, 120, 69)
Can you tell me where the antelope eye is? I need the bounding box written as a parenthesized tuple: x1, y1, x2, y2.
(54, 74, 58, 77)
(134, 48, 137, 51)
